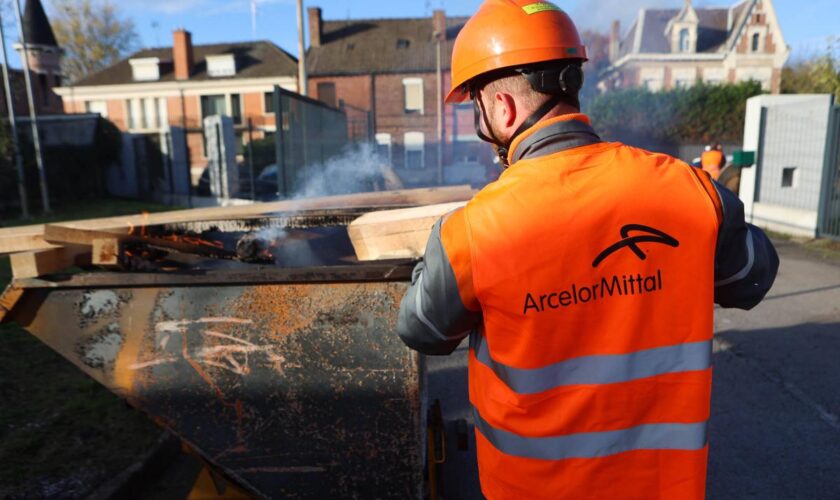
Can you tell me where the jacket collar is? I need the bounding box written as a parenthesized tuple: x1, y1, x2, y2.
(508, 113, 602, 164)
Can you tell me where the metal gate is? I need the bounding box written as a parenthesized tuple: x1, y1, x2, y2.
(819, 105, 840, 239)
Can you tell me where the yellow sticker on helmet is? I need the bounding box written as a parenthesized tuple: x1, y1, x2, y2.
(522, 2, 562, 15)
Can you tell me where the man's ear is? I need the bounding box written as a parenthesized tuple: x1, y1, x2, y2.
(493, 92, 517, 129)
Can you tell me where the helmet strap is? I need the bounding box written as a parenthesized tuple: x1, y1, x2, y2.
(473, 89, 511, 167)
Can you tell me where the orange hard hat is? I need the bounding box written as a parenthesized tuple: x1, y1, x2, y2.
(446, 0, 588, 103)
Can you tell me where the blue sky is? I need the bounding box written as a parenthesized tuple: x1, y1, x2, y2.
(8, 0, 840, 67)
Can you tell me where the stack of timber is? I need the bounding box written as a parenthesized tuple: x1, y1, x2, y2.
(0, 186, 475, 280)
(348, 201, 467, 261)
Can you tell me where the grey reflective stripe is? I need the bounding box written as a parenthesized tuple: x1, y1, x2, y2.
(512, 119, 602, 164)
(715, 228, 755, 287)
(473, 408, 708, 460)
(474, 336, 711, 395)
(413, 273, 449, 342)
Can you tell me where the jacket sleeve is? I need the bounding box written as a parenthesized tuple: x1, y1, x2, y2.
(713, 181, 779, 309)
(397, 209, 482, 355)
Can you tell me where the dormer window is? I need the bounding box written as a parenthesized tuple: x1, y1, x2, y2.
(679, 29, 690, 52)
(397, 39, 410, 49)
(207, 54, 237, 77)
(129, 57, 161, 82)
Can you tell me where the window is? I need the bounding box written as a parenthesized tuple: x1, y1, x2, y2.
(397, 39, 410, 49)
(207, 54, 237, 77)
(403, 78, 423, 114)
(679, 29, 690, 53)
(142, 97, 156, 129)
(157, 98, 168, 128)
(264, 91, 274, 114)
(404, 132, 424, 169)
(86, 100, 108, 118)
(201, 94, 227, 119)
(675, 79, 692, 89)
(38, 73, 49, 105)
(126, 99, 135, 129)
(129, 99, 144, 130)
(317, 82, 337, 108)
(751, 33, 760, 52)
(375, 133, 392, 163)
(129, 57, 161, 82)
(231, 93, 242, 125)
(781, 167, 797, 188)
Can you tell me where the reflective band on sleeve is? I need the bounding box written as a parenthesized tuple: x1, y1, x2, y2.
(715, 228, 755, 287)
(474, 336, 711, 395)
(414, 274, 449, 342)
(474, 407, 708, 460)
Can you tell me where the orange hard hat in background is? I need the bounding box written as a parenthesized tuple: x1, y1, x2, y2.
(446, 0, 588, 103)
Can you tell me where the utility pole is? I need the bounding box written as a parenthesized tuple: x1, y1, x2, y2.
(14, 0, 50, 213)
(0, 10, 29, 217)
(296, 0, 308, 96)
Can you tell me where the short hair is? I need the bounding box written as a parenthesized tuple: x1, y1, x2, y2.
(484, 73, 546, 112)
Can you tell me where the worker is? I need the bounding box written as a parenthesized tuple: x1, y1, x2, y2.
(701, 143, 726, 179)
(396, 1, 779, 498)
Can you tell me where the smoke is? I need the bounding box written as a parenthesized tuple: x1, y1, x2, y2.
(290, 142, 396, 200)
(572, 0, 718, 32)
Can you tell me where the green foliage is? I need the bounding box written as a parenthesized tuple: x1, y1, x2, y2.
(781, 43, 840, 101)
(585, 81, 763, 145)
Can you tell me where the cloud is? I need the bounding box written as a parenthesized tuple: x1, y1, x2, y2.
(120, 0, 209, 14)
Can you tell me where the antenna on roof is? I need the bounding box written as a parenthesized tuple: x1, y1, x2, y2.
(251, 0, 257, 39)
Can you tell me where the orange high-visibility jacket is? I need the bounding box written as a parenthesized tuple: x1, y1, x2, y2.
(701, 149, 725, 179)
(397, 114, 778, 499)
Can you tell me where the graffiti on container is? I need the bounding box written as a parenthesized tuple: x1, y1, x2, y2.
(129, 317, 285, 376)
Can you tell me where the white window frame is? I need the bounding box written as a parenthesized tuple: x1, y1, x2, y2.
(206, 54, 237, 78)
(375, 133, 392, 163)
(404, 131, 425, 169)
(403, 78, 424, 114)
(157, 97, 169, 129)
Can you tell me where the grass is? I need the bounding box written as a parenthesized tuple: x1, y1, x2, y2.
(0, 198, 180, 498)
(767, 230, 840, 262)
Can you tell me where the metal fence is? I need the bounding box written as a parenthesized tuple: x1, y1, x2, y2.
(819, 105, 840, 239)
(269, 85, 348, 198)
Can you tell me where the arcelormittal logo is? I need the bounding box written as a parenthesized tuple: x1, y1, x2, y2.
(592, 224, 680, 267)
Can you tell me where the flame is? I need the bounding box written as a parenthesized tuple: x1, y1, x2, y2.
(140, 211, 150, 238)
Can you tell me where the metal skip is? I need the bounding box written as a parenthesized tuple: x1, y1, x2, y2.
(5, 265, 424, 499)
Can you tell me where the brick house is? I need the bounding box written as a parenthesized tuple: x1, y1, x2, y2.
(54, 30, 300, 171)
(601, 0, 789, 93)
(305, 7, 493, 180)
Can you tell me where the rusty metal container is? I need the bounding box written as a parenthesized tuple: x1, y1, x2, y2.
(1, 214, 426, 499)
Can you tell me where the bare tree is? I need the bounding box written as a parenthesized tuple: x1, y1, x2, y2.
(50, 0, 139, 83)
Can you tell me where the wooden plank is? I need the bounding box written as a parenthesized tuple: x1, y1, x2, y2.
(348, 202, 467, 261)
(92, 238, 121, 267)
(0, 186, 476, 256)
(9, 245, 92, 280)
(43, 225, 128, 246)
(0, 224, 58, 254)
(0, 286, 24, 323)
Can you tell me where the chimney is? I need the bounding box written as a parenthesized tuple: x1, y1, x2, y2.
(308, 7, 322, 48)
(433, 9, 446, 40)
(609, 20, 620, 62)
(173, 29, 194, 81)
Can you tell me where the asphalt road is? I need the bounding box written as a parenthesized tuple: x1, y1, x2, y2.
(427, 239, 840, 499)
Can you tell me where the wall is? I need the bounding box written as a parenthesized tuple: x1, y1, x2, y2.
(739, 94, 835, 237)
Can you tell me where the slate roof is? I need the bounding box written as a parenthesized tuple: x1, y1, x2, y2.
(71, 41, 298, 87)
(306, 16, 468, 76)
(618, 0, 754, 57)
(23, 0, 58, 47)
